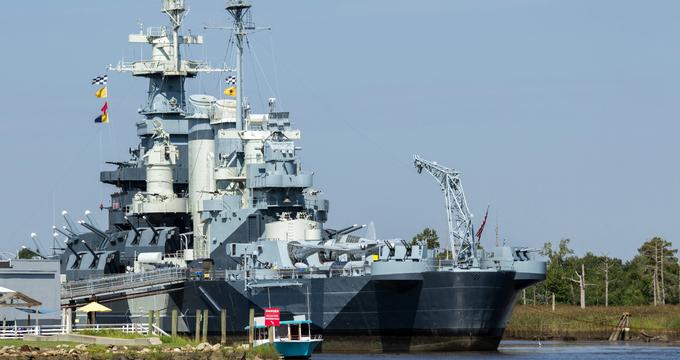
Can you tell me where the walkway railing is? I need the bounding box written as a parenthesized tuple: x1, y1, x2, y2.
(0, 323, 158, 339)
(62, 267, 189, 300)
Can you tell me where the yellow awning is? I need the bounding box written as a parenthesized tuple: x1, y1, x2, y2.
(76, 301, 111, 313)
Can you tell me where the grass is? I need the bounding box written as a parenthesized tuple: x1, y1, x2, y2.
(159, 335, 198, 347)
(75, 329, 152, 339)
(74, 329, 201, 348)
(247, 344, 279, 360)
(506, 304, 680, 340)
(0, 339, 78, 348)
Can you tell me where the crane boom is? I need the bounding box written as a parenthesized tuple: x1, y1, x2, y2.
(414, 155, 476, 266)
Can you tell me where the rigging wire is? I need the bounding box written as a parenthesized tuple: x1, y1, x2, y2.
(268, 34, 283, 108)
(245, 37, 266, 112)
(246, 36, 278, 110)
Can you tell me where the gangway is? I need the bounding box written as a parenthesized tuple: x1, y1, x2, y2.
(61, 267, 189, 304)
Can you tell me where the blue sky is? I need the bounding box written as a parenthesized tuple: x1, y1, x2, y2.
(0, 0, 678, 259)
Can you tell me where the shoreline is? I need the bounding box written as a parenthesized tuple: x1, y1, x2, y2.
(506, 304, 680, 343)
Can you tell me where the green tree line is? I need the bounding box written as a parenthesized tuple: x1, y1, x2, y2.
(530, 237, 680, 306)
(411, 228, 680, 306)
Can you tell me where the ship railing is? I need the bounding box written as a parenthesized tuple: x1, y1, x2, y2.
(115, 59, 211, 74)
(0, 323, 154, 339)
(251, 199, 305, 209)
(224, 265, 368, 282)
(426, 259, 458, 272)
(146, 26, 166, 37)
(62, 267, 189, 300)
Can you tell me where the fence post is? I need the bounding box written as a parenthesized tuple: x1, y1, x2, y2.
(552, 293, 556, 312)
(155, 310, 161, 331)
(194, 309, 201, 343)
(148, 310, 155, 336)
(171, 309, 178, 338)
(248, 308, 254, 350)
(220, 309, 227, 344)
(202, 309, 209, 343)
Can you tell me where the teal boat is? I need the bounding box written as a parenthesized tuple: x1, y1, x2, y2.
(247, 316, 323, 358)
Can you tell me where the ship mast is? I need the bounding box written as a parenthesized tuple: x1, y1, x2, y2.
(226, 1, 251, 131)
(162, 0, 186, 72)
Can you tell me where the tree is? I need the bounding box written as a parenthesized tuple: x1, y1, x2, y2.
(568, 263, 593, 309)
(412, 228, 440, 250)
(542, 238, 576, 304)
(636, 237, 678, 305)
(17, 248, 37, 259)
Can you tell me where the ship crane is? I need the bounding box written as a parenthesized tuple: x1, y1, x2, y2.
(413, 155, 476, 266)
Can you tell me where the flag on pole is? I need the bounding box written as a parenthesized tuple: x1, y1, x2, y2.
(224, 86, 237, 97)
(91, 75, 108, 85)
(225, 75, 236, 85)
(95, 86, 108, 98)
(94, 113, 109, 123)
(94, 101, 109, 123)
(475, 205, 489, 241)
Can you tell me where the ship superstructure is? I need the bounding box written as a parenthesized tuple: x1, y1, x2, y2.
(46, 0, 546, 352)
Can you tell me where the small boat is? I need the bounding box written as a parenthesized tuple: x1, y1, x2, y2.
(247, 315, 323, 359)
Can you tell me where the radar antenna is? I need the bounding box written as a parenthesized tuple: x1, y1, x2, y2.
(414, 155, 476, 266)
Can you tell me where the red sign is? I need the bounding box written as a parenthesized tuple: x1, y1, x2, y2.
(264, 307, 280, 327)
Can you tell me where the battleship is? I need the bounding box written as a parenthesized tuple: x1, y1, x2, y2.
(40, 0, 546, 352)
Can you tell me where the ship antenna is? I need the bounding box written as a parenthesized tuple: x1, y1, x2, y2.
(162, 0, 187, 71)
(226, 1, 252, 131)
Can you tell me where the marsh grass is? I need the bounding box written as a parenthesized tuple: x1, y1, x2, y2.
(506, 304, 680, 339)
(247, 343, 279, 360)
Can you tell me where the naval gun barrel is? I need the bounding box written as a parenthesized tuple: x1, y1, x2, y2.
(84, 210, 99, 229)
(123, 216, 141, 238)
(332, 224, 358, 236)
(64, 240, 81, 259)
(61, 211, 80, 234)
(80, 239, 99, 260)
(141, 216, 159, 237)
(53, 226, 77, 241)
(329, 224, 365, 238)
(337, 224, 366, 236)
(78, 221, 108, 240)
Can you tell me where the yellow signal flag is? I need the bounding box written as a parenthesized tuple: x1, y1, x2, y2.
(101, 112, 109, 123)
(224, 86, 237, 97)
(95, 86, 108, 98)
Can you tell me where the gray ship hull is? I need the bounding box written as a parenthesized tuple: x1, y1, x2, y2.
(149, 269, 523, 352)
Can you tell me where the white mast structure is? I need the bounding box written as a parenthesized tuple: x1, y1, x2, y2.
(226, 1, 252, 131)
(111, 0, 232, 78)
(414, 155, 476, 267)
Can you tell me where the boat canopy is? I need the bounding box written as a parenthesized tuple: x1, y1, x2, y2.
(245, 319, 312, 329)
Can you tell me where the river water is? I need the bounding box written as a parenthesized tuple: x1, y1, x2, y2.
(314, 341, 680, 360)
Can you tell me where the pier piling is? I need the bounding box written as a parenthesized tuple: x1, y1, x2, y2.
(202, 309, 209, 343)
(195, 309, 201, 343)
(248, 308, 254, 349)
(171, 309, 178, 337)
(221, 309, 227, 344)
(148, 311, 154, 336)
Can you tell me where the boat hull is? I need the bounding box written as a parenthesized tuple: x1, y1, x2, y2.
(92, 269, 534, 352)
(271, 340, 322, 358)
